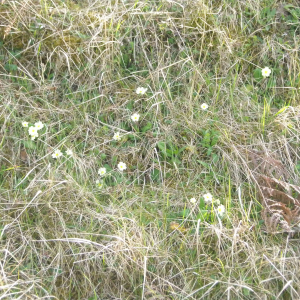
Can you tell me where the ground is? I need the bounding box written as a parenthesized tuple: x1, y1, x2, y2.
(0, 0, 300, 299)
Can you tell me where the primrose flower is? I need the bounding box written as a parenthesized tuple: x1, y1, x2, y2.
(136, 87, 147, 95)
(214, 199, 221, 206)
(28, 126, 38, 137)
(261, 67, 271, 78)
(98, 167, 106, 176)
(117, 161, 127, 171)
(190, 197, 197, 204)
(203, 192, 213, 204)
(31, 133, 38, 140)
(22, 121, 28, 127)
(201, 103, 208, 110)
(131, 113, 140, 122)
(52, 149, 62, 159)
(216, 204, 226, 217)
(96, 180, 104, 189)
(66, 149, 73, 156)
(113, 132, 121, 141)
(34, 121, 44, 130)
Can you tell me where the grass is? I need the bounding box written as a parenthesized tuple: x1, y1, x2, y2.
(0, 0, 300, 299)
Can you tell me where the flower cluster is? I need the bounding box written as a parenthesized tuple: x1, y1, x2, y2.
(189, 192, 226, 218)
(23, 121, 44, 140)
(111, 87, 147, 140)
(202, 192, 226, 218)
(96, 162, 127, 188)
(52, 148, 73, 159)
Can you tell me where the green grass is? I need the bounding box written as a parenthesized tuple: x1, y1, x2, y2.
(1, 0, 300, 299)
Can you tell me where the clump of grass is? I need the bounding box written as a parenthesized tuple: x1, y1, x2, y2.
(1, 0, 300, 299)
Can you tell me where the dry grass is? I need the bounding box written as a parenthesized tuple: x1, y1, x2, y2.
(1, 0, 300, 299)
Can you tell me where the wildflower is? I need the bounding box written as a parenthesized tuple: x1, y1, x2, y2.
(216, 204, 226, 217)
(28, 126, 38, 137)
(96, 180, 104, 188)
(22, 121, 28, 127)
(190, 197, 197, 204)
(261, 67, 271, 78)
(117, 161, 127, 171)
(98, 167, 106, 176)
(214, 199, 221, 206)
(131, 113, 140, 122)
(52, 149, 62, 159)
(203, 192, 213, 204)
(113, 132, 121, 141)
(201, 103, 208, 110)
(34, 121, 44, 130)
(31, 133, 38, 140)
(66, 149, 73, 156)
(136, 87, 147, 95)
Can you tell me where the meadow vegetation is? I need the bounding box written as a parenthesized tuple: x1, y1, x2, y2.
(0, 0, 300, 299)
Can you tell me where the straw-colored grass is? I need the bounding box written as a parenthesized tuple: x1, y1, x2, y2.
(1, 0, 300, 299)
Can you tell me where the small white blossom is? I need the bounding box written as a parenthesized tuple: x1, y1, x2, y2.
(98, 167, 106, 176)
(261, 67, 271, 77)
(52, 149, 62, 159)
(136, 87, 147, 95)
(113, 132, 121, 141)
(66, 149, 73, 156)
(203, 193, 213, 204)
(31, 133, 38, 140)
(34, 121, 44, 130)
(22, 121, 28, 127)
(28, 126, 38, 136)
(217, 204, 226, 217)
(214, 199, 220, 206)
(96, 180, 104, 188)
(117, 162, 127, 171)
(190, 197, 197, 204)
(131, 113, 140, 122)
(201, 103, 208, 110)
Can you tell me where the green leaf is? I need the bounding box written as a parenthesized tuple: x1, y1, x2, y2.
(157, 141, 167, 156)
(253, 68, 263, 81)
(4, 63, 18, 72)
(23, 140, 36, 150)
(141, 122, 152, 132)
(242, 287, 251, 296)
(197, 160, 210, 168)
(150, 169, 160, 182)
(181, 208, 190, 218)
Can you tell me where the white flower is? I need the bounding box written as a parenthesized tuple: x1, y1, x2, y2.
(31, 133, 38, 140)
(98, 167, 106, 176)
(216, 204, 226, 217)
(28, 126, 38, 136)
(52, 149, 62, 159)
(190, 197, 197, 204)
(203, 193, 213, 204)
(117, 162, 127, 171)
(136, 87, 147, 95)
(131, 113, 140, 122)
(66, 149, 73, 156)
(22, 121, 28, 127)
(34, 121, 44, 130)
(261, 67, 271, 77)
(201, 103, 208, 110)
(214, 199, 220, 206)
(96, 180, 104, 188)
(113, 132, 121, 141)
